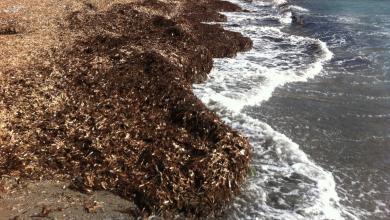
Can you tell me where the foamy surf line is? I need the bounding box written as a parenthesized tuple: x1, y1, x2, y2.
(193, 0, 357, 219)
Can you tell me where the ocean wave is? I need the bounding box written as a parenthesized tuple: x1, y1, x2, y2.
(193, 0, 356, 219)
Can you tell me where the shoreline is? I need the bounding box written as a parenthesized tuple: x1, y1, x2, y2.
(0, 0, 252, 218)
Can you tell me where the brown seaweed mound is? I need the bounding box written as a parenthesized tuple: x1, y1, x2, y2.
(0, 0, 252, 216)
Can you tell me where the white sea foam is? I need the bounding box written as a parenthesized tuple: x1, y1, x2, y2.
(272, 0, 310, 23)
(193, 0, 356, 219)
(289, 5, 310, 12)
(225, 114, 345, 219)
(272, 0, 288, 6)
(196, 25, 333, 113)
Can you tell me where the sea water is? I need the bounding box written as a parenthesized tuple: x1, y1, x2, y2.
(193, 0, 390, 219)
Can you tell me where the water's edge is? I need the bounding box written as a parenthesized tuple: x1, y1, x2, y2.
(194, 0, 357, 219)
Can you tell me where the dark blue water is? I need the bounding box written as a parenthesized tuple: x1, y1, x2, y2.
(257, 0, 390, 218)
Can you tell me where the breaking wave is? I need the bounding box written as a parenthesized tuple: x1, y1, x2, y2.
(193, 0, 357, 219)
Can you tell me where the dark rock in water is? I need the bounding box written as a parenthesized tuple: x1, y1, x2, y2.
(291, 11, 306, 26)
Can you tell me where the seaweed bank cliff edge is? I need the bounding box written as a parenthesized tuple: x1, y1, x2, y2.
(0, 0, 253, 217)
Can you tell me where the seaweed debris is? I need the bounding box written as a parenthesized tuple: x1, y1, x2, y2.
(0, 14, 18, 35)
(0, 0, 252, 217)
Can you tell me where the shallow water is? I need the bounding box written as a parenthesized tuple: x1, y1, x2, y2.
(194, 0, 390, 219)
(260, 0, 390, 218)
